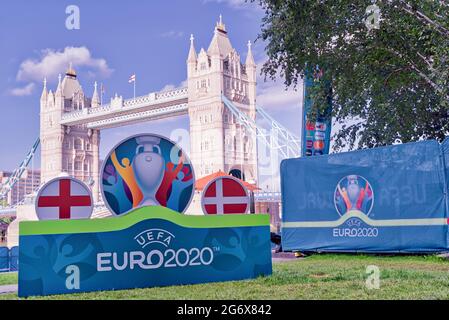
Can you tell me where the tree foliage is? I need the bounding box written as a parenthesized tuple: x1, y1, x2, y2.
(255, 0, 449, 150)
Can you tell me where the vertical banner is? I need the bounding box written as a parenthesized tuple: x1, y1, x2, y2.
(302, 68, 332, 156)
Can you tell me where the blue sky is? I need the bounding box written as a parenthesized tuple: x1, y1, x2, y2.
(0, 0, 303, 173)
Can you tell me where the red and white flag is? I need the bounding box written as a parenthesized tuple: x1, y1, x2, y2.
(201, 176, 249, 214)
(36, 177, 93, 220)
(128, 74, 136, 83)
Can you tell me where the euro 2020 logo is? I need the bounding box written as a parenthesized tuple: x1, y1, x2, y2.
(334, 175, 374, 216)
(100, 133, 195, 216)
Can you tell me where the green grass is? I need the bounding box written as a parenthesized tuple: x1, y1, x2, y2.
(1, 254, 449, 300)
(0, 272, 17, 286)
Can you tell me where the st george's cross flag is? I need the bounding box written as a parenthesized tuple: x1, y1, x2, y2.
(201, 176, 249, 214)
(36, 177, 93, 220)
(128, 74, 136, 83)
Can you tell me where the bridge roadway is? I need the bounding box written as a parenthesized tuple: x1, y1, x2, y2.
(60, 87, 188, 129)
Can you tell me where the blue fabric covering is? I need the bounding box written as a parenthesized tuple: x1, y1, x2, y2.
(281, 139, 449, 253)
(0, 246, 19, 272)
(9, 246, 18, 271)
(0, 247, 8, 272)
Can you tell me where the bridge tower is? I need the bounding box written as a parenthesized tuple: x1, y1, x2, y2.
(39, 65, 100, 201)
(187, 16, 258, 183)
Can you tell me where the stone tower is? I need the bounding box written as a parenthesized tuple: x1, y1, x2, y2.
(39, 65, 101, 201)
(187, 16, 258, 183)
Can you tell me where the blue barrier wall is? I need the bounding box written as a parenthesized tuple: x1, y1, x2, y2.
(0, 247, 8, 272)
(0, 246, 19, 272)
(281, 139, 449, 253)
(9, 246, 18, 271)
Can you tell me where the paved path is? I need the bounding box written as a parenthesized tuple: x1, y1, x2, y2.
(0, 284, 17, 294)
(272, 251, 300, 263)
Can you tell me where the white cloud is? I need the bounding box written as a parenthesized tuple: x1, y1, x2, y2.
(257, 81, 303, 112)
(16, 46, 113, 82)
(8, 83, 35, 96)
(160, 84, 176, 91)
(255, 58, 303, 114)
(160, 31, 185, 38)
(203, 0, 256, 9)
(159, 79, 187, 92)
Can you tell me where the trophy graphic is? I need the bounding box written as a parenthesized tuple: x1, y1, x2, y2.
(132, 136, 165, 206)
(346, 175, 361, 207)
(101, 133, 196, 215)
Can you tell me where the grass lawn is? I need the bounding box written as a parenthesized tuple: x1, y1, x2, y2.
(0, 272, 17, 286)
(1, 254, 448, 300)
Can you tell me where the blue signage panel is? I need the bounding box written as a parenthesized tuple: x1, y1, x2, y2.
(18, 207, 272, 297)
(281, 139, 449, 253)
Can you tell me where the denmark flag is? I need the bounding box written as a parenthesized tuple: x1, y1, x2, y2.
(202, 176, 249, 214)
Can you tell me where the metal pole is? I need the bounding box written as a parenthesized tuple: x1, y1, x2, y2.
(16, 178, 19, 205)
(31, 156, 33, 192)
(25, 166, 28, 198)
(240, 124, 244, 180)
(271, 131, 275, 193)
(134, 75, 136, 101)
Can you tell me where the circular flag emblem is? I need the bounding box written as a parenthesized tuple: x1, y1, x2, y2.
(201, 176, 250, 215)
(35, 177, 93, 220)
(100, 133, 195, 216)
(334, 175, 374, 216)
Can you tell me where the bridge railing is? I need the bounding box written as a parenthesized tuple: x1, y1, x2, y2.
(154, 87, 188, 100)
(254, 192, 282, 202)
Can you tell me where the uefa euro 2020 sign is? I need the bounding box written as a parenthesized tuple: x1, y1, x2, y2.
(18, 134, 272, 297)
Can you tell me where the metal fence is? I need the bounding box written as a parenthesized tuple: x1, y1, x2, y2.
(0, 246, 18, 273)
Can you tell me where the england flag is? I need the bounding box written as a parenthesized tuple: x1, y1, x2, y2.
(36, 177, 93, 220)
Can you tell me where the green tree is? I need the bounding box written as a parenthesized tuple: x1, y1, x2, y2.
(255, 0, 449, 150)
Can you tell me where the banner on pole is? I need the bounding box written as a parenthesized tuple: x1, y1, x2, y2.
(301, 69, 332, 156)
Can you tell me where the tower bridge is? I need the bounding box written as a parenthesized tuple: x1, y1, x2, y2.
(60, 87, 188, 129)
(0, 17, 300, 215)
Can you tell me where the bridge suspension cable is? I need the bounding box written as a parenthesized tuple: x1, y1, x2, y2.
(221, 95, 301, 159)
(256, 107, 301, 157)
(0, 138, 40, 201)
